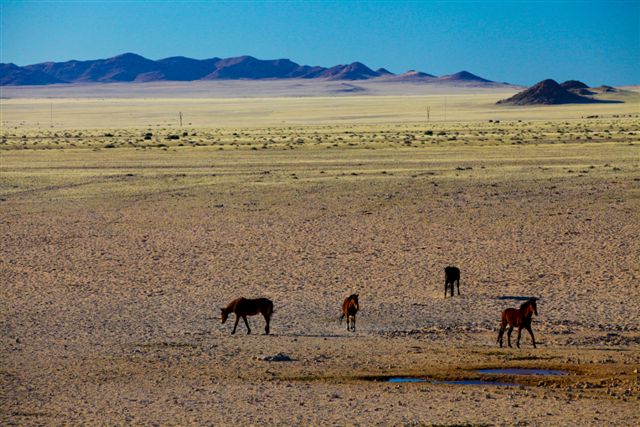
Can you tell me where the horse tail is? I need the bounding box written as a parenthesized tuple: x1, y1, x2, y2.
(339, 312, 345, 324)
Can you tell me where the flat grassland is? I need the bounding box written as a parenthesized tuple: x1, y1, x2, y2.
(1, 87, 639, 425)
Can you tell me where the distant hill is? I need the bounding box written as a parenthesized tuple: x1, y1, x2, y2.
(319, 62, 380, 80)
(24, 53, 160, 83)
(560, 80, 595, 95)
(497, 79, 614, 105)
(437, 70, 491, 83)
(0, 63, 64, 85)
(375, 68, 394, 76)
(0, 53, 507, 86)
(383, 70, 437, 82)
(560, 80, 589, 90)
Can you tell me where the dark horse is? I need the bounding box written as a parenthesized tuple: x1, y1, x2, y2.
(220, 297, 273, 335)
(340, 294, 359, 332)
(444, 266, 460, 298)
(497, 297, 538, 348)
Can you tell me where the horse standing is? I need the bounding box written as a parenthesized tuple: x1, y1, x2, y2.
(444, 266, 460, 298)
(220, 297, 273, 335)
(340, 294, 359, 332)
(497, 297, 538, 348)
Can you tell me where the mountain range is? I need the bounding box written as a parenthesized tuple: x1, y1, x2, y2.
(0, 52, 498, 86)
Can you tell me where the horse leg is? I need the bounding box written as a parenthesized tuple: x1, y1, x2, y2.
(346, 315, 350, 331)
(352, 315, 356, 332)
(456, 279, 460, 296)
(444, 281, 448, 299)
(232, 315, 240, 334)
(497, 322, 505, 347)
(243, 315, 251, 334)
(516, 327, 522, 349)
(263, 313, 270, 335)
(526, 325, 536, 348)
(507, 326, 513, 348)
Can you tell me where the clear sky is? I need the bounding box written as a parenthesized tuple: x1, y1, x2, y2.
(1, 1, 638, 86)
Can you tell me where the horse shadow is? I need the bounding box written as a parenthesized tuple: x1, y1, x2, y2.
(496, 295, 536, 301)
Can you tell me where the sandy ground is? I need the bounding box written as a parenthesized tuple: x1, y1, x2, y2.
(1, 122, 639, 426)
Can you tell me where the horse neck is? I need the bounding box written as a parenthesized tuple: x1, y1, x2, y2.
(522, 304, 534, 319)
(223, 302, 235, 314)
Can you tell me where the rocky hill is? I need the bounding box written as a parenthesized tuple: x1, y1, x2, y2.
(497, 79, 606, 105)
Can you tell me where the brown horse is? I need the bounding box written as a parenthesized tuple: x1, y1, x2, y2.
(497, 297, 538, 348)
(220, 297, 273, 335)
(444, 266, 461, 298)
(340, 294, 359, 332)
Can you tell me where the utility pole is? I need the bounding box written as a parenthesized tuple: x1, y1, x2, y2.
(50, 103, 53, 128)
(427, 106, 430, 122)
(444, 97, 447, 122)
(179, 112, 183, 127)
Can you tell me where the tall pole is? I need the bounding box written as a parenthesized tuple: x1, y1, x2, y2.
(427, 106, 430, 122)
(179, 112, 183, 127)
(50, 103, 53, 128)
(444, 97, 447, 122)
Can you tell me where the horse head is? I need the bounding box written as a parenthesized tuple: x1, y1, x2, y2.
(220, 308, 228, 324)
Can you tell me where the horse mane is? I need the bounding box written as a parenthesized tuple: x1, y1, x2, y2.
(520, 298, 536, 310)
(348, 294, 358, 300)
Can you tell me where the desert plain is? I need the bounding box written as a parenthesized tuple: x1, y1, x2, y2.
(1, 82, 639, 426)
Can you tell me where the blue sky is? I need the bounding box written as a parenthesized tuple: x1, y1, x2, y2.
(1, 1, 638, 85)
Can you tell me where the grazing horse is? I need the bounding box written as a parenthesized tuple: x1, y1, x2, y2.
(444, 266, 460, 298)
(340, 294, 359, 332)
(497, 297, 538, 348)
(220, 297, 273, 335)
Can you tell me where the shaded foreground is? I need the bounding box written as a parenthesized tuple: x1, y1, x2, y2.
(1, 123, 639, 425)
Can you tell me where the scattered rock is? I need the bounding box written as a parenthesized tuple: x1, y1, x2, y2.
(256, 353, 293, 362)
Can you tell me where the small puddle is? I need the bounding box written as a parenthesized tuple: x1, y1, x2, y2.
(387, 378, 517, 386)
(478, 368, 567, 376)
(388, 378, 426, 383)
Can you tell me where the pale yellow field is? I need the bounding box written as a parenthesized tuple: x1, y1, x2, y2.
(1, 81, 638, 128)
(1, 86, 639, 425)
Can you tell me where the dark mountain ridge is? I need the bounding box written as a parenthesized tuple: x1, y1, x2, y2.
(497, 79, 620, 105)
(1, 53, 498, 86)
